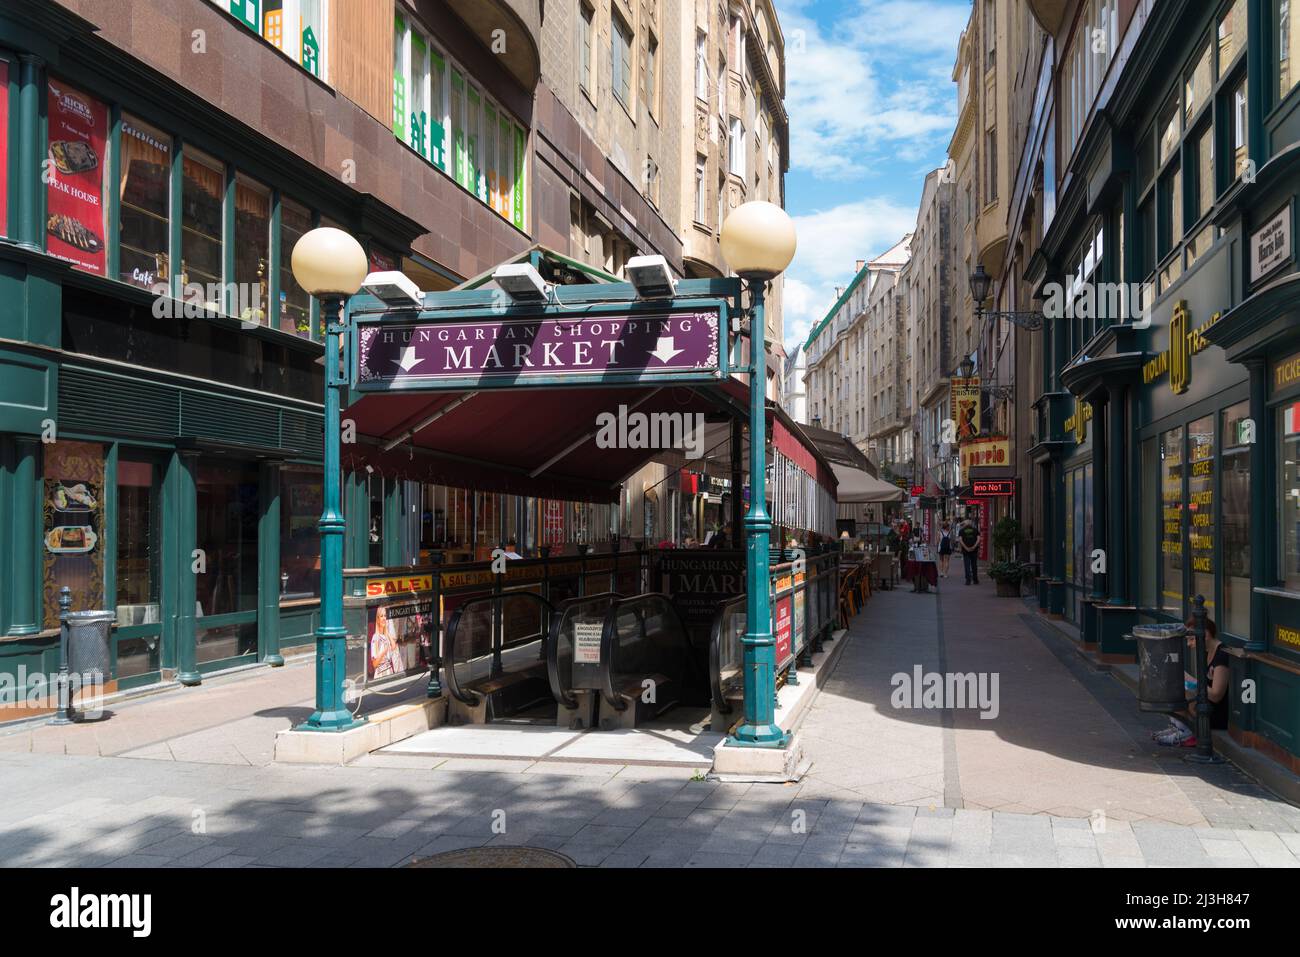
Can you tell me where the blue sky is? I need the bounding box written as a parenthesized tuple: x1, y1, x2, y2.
(776, 0, 971, 353)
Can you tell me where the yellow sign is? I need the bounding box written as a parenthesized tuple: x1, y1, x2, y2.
(366, 573, 433, 598)
(959, 435, 1010, 483)
(1142, 302, 1220, 394)
(1274, 351, 1300, 396)
(1277, 625, 1300, 649)
(950, 377, 982, 441)
(1064, 399, 1092, 443)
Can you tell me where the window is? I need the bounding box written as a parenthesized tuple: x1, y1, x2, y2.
(1281, 0, 1300, 100)
(580, 2, 595, 94)
(1221, 402, 1251, 637)
(180, 148, 224, 305)
(1184, 42, 1212, 123)
(485, 102, 499, 212)
(233, 175, 270, 324)
(984, 0, 996, 70)
(409, 32, 429, 160)
(1218, 0, 1246, 73)
(644, 33, 659, 116)
(1188, 415, 1215, 618)
(281, 467, 322, 598)
(194, 461, 260, 664)
(393, 14, 407, 143)
(214, 0, 326, 78)
(695, 31, 709, 100)
(279, 197, 312, 338)
(451, 71, 466, 188)
(1282, 400, 1300, 590)
(429, 50, 448, 170)
(985, 128, 998, 203)
(1160, 425, 1186, 615)
(1231, 76, 1248, 182)
(612, 12, 634, 109)
(695, 156, 707, 223)
(118, 115, 171, 291)
(729, 116, 745, 176)
(468, 86, 485, 202)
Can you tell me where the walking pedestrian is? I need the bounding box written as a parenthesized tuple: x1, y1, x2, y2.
(958, 518, 981, 585)
(937, 522, 953, 578)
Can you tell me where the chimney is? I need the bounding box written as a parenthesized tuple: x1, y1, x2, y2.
(856, 259, 866, 272)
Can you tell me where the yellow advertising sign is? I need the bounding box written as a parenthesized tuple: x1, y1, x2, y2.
(950, 377, 982, 441)
(366, 573, 434, 598)
(1064, 398, 1093, 444)
(959, 435, 1010, 484)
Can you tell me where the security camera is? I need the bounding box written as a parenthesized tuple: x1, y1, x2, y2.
(361, 271, 423, 309)
(493, 263, 552, 303)
(627, 254, 677, 299)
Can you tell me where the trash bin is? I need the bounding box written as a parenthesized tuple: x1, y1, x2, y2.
(65, 610, 115, 681)
(1134, 622, 1186, 712)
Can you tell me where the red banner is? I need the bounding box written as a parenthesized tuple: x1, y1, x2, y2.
(775, 594, 793, 669)
(0, 61, 9, 236)
(46, 79, 108, 275)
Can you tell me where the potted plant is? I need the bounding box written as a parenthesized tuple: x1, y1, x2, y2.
(989, 561, 1027, 597)
(990, 517, 1025, 597)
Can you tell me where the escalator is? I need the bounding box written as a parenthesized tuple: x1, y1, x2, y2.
(443, 590, 556, 723)
(548, 592, 710, 730)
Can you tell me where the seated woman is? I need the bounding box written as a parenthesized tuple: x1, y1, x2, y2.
(1154, 617, 1229, 747)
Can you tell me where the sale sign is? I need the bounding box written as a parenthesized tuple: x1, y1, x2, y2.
(775, 594, 793, 669)
(46, 79, 108, 275)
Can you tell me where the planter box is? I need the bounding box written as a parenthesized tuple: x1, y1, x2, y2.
(994, 580, 1021, 598)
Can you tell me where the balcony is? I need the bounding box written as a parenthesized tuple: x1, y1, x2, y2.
(1026, 0, 1068, 33)
(446, 0, 541, 89)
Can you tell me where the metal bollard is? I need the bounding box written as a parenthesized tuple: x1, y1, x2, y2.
(51, 586, 74, 725)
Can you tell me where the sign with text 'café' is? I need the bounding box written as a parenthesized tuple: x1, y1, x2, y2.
(356, 308, 723, 391)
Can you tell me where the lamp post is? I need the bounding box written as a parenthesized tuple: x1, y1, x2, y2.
(720, 201, 797, 747)
(290, 227, 369, 732)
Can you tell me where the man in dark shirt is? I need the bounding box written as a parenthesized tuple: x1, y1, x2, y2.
(958, 519, 981, 585)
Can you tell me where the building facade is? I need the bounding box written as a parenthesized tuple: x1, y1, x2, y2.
(0, 0, 783, 713)
(1023, 0, 1300, 776)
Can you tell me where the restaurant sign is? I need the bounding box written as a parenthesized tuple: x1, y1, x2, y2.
(356, 307, 724, 391)
(959, 435, 1009, 483)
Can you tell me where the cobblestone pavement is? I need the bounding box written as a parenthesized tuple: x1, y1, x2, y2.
(1, 576, 1299, 867)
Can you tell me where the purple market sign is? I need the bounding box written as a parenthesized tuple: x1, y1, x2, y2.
(355, 308, 722, 390)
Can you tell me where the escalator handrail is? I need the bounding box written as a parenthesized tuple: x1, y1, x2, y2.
(443, 590, 555, 706)
(708, 594, 747, 715)
(545, 591, 624, 710)
(597, 592, 699, 712)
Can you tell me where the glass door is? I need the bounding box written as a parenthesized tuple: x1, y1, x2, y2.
(114, 453, 163, 685)
(194, 460, 261, 670)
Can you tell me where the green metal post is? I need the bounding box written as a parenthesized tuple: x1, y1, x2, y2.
(16, 54, 43, 251)
(730, 280, 786, 747)
(300, 297, 364, 732)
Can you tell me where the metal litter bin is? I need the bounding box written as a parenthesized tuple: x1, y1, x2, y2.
(1134, 622, 1186, 712)
(65, 610, 115, 679)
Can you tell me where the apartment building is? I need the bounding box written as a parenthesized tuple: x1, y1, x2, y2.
(804, 259, 870, 445)
(677, 0, 790, 395)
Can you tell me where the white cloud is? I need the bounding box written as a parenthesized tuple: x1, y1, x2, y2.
(778, 0, 963, 180)
(781, 196, 919, 351)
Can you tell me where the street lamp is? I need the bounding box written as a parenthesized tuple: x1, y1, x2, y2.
(291, 227, 369, 732)
(958, 356, 975, 379)
(720, 200, 796, 748)
(968, 263, 1044, 330)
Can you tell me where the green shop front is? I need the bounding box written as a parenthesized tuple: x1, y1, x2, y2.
(1035, 0, 1300, 774)
(0, 19, 476, 715)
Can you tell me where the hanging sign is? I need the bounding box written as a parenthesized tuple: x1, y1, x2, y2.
(1250, 201, 1292, 283)
(356, 307, 724, 391)
(46, 79, 108, 275)
(959, 435, 1009, 483)
(950, 377, 982, 441)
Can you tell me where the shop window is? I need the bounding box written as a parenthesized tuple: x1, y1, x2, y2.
(1281, 401, 1300, 590)
(118, 115, 171, 291)
(1222, 402, 1251, 637)
(1184, 42, 1212, 124)
(1188, 415, 1216, 618)
(181, 148, 224, 306)
(233, 175, 270, 324)
(1160, 425, 1186, 615)
(42, 441, 107, 626)
(393, 14, 407, 144)
(278, 196, 312, 338)
(280, 468, 321, 598)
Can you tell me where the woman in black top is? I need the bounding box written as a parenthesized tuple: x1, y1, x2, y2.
(937, 522, 953, 578)
(1154, 616, 1230, 746)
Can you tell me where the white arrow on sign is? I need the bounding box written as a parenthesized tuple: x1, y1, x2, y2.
(391, 346, 423, 372)
(649, 337, 684, 363)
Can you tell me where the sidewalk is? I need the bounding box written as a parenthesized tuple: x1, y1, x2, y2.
(795, 572, 1300, 833)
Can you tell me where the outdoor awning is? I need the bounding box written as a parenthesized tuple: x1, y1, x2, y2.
(830, 465, 906, 503)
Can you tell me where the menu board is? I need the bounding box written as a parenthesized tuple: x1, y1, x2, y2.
(46, 79, 108, 274)
(0, 60, 9, 235)
(42, 441, 106, 626)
